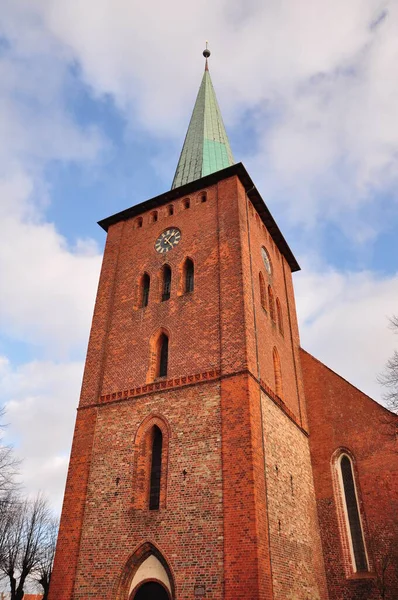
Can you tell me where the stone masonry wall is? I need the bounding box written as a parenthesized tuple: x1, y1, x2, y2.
(261, 391, 329, 600)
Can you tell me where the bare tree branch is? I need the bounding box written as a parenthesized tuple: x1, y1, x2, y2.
(34, 516, 59, 600)
(0, 494, 53, 600)
(378, 316, 398, 417)
(0, 407, 20, 501)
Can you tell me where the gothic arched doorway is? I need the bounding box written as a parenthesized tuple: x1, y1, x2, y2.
(132, 581, 170, 600)
(115, 542, 175, 600)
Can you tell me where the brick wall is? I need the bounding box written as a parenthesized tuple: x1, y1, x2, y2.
(301, 349, 398, 600)
(237, 186, 307, 427)
(261, 391, 329, 600)
(73, 382, 224, 599)
(49, 407, 97, 600)
(50, 172, 334, 600)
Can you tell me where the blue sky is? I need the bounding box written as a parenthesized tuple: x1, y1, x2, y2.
(1, 0, 398, 512)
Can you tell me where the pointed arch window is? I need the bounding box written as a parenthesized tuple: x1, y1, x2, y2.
(339, 454, 368, 572)
(141, 273, 150, 308)
(184, 258, 194, 293)
(276, 298, 283, 335)
(158, 334, 169, 378)
(162, 266, 171, 301)
(259, 272, 266, 310)
(149, 426, 163, 510)
(268, 286, 276, 322)
(273, 347, 283, 397)
(132, 416, 170, 512)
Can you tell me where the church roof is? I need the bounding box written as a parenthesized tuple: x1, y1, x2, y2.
(171, 49, 234, 189)
(98, 162, 301, 273)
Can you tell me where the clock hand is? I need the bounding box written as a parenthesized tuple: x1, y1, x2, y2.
(164, 232, 176, 245)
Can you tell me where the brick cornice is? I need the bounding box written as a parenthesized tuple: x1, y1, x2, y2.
(99, 368, 221, 404)
(78, 368, 308, 435)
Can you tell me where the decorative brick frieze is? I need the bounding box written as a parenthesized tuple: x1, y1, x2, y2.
(97, 368, 222, 404)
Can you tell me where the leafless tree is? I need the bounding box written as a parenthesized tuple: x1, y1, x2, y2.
(368, 521, 398, 600)
(0, 407, 20, 501)
(0, 494, 52, 600)
(378, 315, 398, 415)
(34, 515, 59, 600)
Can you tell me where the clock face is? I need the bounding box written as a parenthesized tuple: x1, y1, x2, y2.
(155, 228, 181, 253)
(261, 247, 272, 275)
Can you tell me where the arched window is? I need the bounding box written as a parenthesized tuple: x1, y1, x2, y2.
(158, 334, 169, 378)
(162, 266, 171, 301)
(276, 298, 283, 335)
(184, 259, 194, 293)
(259, 272, 266, 310)
(273, 347, 282, 397)
(268, 286, 276, 322)
(141, 273, 150, 308)
(151, 211, 158, 223)
(167, 204, 174, 216)
(149, 426, 163, 510)
(200, 192, 207, 203)
(339, 454, 368, 572)
(135, 217, 143, 229)
(183, 198, 190, 209)
(131, 417, 170, 514)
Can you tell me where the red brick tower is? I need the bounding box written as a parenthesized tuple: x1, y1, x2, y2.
(49, 50, 329, 600)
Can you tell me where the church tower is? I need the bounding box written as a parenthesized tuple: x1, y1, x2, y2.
(49, 49, 328, 600)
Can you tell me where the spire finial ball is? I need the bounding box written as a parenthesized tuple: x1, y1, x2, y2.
(203, 46, 211, 59)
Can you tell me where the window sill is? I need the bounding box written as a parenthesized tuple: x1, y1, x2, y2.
(347, 572, 375, 581)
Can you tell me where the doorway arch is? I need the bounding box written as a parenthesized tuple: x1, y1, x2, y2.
(115, 542, 175, 600)
(131, 580, 171, 600)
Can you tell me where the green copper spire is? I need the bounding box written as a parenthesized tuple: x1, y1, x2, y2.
(171, 46, 234, 189)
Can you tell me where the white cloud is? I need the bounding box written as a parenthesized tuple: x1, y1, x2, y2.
(296, 263, 398, 403)
(0, 0, 105, 511)
(0, 209, 101, 355)
(0, 0, 105, 355)
(1, 357, 83, 511)
(7, 0, 396, 232)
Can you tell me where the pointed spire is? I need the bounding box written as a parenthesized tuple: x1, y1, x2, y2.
(171, 45, 234, 190)
(204, 40, 210, 71)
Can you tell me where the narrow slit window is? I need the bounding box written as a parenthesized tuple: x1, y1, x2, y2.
(149, 426, 162, 510)
(168, 204, 174, 216)
(200, 193, 207, 203)
(268, 286, 276, 322)
(183, 198, 190, 209)
(340, 455, 368, 571)
(276, 298, 283, 335)
(136, 217, 143, 229)
(162, 266, 171, 301)
(158, 334, 169, 378)
(185, 259, 194, 293)
(259, 272, 266, 310)
(141, 273, 150, 308)
(151, 211, 158, 223)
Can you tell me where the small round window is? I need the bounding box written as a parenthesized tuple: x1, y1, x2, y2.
(261, 247, 272, 275)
